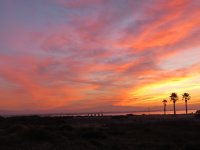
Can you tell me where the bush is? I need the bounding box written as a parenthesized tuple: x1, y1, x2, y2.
(195, 110, 200, 119)
(80, 128, 106, 139)
(126, 114, 135, 117)
(21, 127, 54, 142)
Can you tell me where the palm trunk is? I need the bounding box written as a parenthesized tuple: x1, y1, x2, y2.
(164, 104, 166, 115)
(185, 100, 188, 114)
(173, 102, 176, 116)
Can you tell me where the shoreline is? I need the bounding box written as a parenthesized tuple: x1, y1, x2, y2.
(0, 109, 197, 117)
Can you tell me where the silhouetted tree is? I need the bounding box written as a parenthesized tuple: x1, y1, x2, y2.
(170, 93, 178, 116)
(162, 99, 167, 115)
(182, 93, 190, 114)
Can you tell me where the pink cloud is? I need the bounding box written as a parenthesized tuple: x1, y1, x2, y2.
(0, 0, 200, 113)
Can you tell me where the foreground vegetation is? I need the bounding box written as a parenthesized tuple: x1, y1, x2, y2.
(0, 114, 200, 150)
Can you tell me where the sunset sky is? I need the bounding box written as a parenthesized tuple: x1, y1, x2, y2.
(0, 0, 200, 114)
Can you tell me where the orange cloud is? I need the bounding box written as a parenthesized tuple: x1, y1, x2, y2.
(0, 0, 200, 113)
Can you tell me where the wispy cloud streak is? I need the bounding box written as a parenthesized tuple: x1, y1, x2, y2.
(0, 0, 200, 112)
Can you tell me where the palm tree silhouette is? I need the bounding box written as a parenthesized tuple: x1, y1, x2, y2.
(182, 93, 190, 114)
(162, 99, 167, 115)
(170, 93, 178, 116)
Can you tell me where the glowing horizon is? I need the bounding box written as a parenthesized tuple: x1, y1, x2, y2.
(0, 0, 200, 113)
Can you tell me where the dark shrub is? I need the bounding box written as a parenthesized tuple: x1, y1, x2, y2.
(6, 124, 27, 135)
(126, 114, 135, 117)
(0, 116, 5, 121)
(184, 143, 200, 150)
(21, 127, 54, 142)
(80, 128, 106, 139)
(195, 110, 200, 119)
(111, 115, 126, 120)
(59, 124, 73, 131)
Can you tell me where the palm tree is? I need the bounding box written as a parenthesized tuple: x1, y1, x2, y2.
(170, 93, 178, 116)
(162, 99, 167, 115)
(182, 93, 190, 114)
